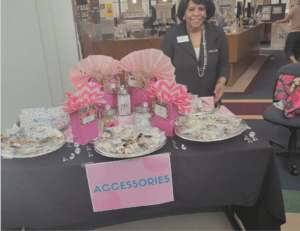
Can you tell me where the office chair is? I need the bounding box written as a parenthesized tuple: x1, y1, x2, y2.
(263, 62, 300, 176)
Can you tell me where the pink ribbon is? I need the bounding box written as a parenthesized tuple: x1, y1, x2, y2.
(132, 66, 156, 89)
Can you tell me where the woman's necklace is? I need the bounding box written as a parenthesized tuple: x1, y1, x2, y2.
(197, 26, 207, 78)
(187, 25, 207, 77)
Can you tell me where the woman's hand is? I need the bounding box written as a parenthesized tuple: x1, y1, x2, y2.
(214, 82, 225, 103)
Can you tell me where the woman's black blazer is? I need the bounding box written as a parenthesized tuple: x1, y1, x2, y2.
(161, 21, 230, 97)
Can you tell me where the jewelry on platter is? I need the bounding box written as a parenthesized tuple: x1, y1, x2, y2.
(95, 125, 166, 155)
(176, 114, 247, 141)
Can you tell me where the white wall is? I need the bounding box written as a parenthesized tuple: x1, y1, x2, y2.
(1, 0, 79, 133)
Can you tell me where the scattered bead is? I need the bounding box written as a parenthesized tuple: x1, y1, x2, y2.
(249, 132, 258, 141)
(75, 148, 81, 154)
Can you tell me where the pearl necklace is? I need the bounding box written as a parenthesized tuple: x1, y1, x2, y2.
(187, 24, 207, 77)
(197, 25, 207, 77)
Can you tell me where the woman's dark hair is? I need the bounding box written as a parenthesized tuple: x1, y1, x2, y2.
(177, 0, 216, 21)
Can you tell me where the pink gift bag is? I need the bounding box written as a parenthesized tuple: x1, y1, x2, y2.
(70, 105, 99, 145)
(152, 101, 179, 137)
(102, 93, 117, 109)
(131, 88, 153, 113)
(89, 77, 117, 109)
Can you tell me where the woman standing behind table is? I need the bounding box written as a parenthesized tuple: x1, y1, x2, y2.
(160, 0, 230, 103)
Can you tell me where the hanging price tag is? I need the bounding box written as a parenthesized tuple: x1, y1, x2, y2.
(82, 110, 95, 124)
(126, 72, 135, 87)
(129, 76, 136, 87)
(106, 120, 118, 128)
(110, 78, 116, 89)
(152, 101, 169, 120)
(79, 105, 98, 126)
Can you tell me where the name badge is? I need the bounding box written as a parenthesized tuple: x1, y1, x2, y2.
(177, 35, 189, 43)
(209, 49, 218, 53)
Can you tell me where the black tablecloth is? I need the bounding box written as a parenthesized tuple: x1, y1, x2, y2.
(1, 132, 286, 230)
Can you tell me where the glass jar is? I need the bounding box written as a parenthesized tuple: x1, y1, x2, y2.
(116, 85, 131, 116)
(100, 105, 118, 133)
(134, 102, 152, 127)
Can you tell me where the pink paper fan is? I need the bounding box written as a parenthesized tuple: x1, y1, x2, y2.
(111, 59, 122, 74)
(68, 67, 90, 90)
(77, 55, 120, 75)
(119, 49, 175, 80)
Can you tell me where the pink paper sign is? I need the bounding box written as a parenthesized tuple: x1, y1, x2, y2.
(85, 153, 174, 212)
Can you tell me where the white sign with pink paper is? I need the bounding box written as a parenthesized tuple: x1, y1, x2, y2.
(85, 153, 174, 212)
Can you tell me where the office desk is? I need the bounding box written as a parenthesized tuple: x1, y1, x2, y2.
(226, 23, 265, 86)
(1, 130, 285, 230)
(92, 36, 164, 60)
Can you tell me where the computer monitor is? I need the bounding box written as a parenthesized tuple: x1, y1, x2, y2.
(76, 0, 88, 5)
(247, 2, 251, 18)
(151, 4, 176, 26)
(236, 2, 242, 19)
